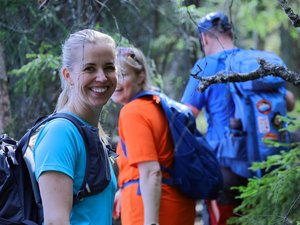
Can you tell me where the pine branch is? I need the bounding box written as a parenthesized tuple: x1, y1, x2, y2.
(197, 58, 300, 92)
(278, 0, 300, 27)
(0, 21, 31, 34)
(283, 194, 300, 224)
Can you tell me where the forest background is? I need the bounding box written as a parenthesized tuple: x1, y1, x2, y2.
(0, 0, 300, 224)
(1, 0, 299, 139)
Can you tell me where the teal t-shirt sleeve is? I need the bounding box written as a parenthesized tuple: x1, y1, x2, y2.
(34, 118, 84, 180)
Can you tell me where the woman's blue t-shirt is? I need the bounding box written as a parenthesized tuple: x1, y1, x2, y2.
(33, 114, 117, 225)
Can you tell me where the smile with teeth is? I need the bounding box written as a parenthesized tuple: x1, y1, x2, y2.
(91, 87, 108, 93)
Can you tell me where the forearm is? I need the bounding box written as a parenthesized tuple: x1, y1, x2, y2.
(286, 90, 295, 112)
(138, 161, 162, 225)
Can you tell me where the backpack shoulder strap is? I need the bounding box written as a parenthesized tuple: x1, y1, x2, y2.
(17, 113, 90, 204)
(131, 91, 177, 125)
(131, 90, 158, 100)
(18, 113, 88, 156)
(19, 113, 112, 205)
(49, 113, 113, 203)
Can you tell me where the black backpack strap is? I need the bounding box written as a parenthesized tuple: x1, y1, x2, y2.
(50, 113, 113, 203)
(44, 113, 112, 203)
(18, 113, 88, 156)
(17, 113, 89, 204)
(18, 113, 112, 205)
(21, 219, 40, 225)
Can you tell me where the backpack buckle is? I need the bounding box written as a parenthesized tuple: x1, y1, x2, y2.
(74, 190, 85, 203)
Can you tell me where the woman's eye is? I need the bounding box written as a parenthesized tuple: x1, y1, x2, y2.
(84, 66, 95, 73)
(104, 65, 116, 72)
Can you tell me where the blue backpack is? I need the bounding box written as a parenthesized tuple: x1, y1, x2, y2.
(0, 113, 117, 225)
(120, 91, 223, 200)
(219, 49, 290, 178)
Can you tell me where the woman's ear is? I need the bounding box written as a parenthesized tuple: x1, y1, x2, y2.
(137, 71, 146, 85)
(62, 68, 74, 86)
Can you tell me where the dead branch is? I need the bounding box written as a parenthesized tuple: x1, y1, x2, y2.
(38, 0, 50, 10)
(278, 0, 300, 27)
(197, 58, 300, 92)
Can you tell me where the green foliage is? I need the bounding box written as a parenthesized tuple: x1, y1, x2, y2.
(149, 58, 164, 91)
(1, 0, 300, 151)
(285, 102, 300, 133)
(9, 52, 60, 96)
(228, 132, 300, 224)
(234, 0, 300, 50)
(237, 0, 286, 38)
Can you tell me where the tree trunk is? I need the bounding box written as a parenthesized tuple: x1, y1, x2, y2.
(0, 43, 11, 133)
(280, 25, 300, 97)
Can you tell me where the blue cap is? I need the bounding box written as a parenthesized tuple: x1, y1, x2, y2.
(197, 11, 231, 33)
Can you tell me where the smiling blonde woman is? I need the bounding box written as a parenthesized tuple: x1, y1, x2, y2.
(34, 29, 118, 225)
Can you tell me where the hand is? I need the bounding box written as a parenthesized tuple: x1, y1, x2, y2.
(113, 189, 121, 220)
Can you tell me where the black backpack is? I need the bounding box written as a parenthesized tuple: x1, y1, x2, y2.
(0, 113, 117, 225)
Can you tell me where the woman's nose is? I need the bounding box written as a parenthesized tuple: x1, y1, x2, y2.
(95, 69, 107, 81)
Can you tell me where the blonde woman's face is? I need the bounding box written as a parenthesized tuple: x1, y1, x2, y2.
(111, 62, 144, 105)
(69, 42, 117, 111)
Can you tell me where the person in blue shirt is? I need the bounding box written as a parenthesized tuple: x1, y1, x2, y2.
(33, 29, 118, 225)
(181, 12, 248, 225)
(182, 11, 295, 225)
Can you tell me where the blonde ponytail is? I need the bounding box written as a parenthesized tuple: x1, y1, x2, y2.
(55, 86, 70, 112)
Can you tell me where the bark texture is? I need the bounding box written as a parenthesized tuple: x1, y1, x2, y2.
(0, 43, 11, 133)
